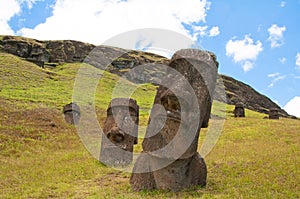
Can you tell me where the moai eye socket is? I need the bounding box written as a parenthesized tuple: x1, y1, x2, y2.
(107, 125, 125, 144)
(161, 95, 181, 112)
(107, 132, 124, 143)
(107, 108, 113, 116)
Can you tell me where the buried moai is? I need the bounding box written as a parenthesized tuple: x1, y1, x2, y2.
(269, 108, 279, 119)
(233, 102, 245, 117)
(100, 98, 139, 166)
(63, 102, 80, 125)
(130, 49, 219, 191)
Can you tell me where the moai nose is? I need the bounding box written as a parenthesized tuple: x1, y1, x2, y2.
(107, 125, 125, 143)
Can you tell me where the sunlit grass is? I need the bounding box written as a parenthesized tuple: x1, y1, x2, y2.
(0, 53, 299, 198)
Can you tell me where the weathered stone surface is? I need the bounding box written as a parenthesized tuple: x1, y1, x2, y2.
(100, 98, 139, 166)
(0, 35, 168, 70)
(63, 102, 80, 125)
(1, 36, 49, 64)
(214, 75, 289, 117)
(269, 108, 279, 119)
(0, 35, 95, 65)
(130, 153, 156, 191)
(45, 40, 95, 63)
(151, 153, 207, 191)
(130, 152, 207, 191)
(130, 49, 218, 191)
(234, 102, 245, 117)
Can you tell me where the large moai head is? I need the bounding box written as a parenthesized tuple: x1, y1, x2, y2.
(234, 102, 245, 117)
(100, 98, 139, 166)
(269, 108, 279, 119)
(142, 49, 218, 159)
(130, 49, 218, 192)
(63, 102, 80, 125)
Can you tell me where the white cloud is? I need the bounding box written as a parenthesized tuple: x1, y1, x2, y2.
(296, 53, 300, 69)
(192, 25, 208, 39)
(268, 72, 280, 78)
(279, 57, 286, 64)
(0, 20, 15, 35)
(17, 0, 211, 48)
(0, 0, 20, 34)
(225, 35, 263, 72)
(242, 61, 253, 72)
(267, 72, 286, 88)
(192, 25, 220, 40)
(267, 24, 286, 48)
(284, 96, 300, 117)
(0, 0, 43, 35)
(280, 1, 286, 7)
(21, 0, 43, 9)
(226, 35, 263, 62)
(209, 26, 220, 37)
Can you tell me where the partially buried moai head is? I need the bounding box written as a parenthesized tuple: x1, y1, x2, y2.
(63, 102, 80, 125)
(269, 108, 279, 119)
(234, 102, 245, 117)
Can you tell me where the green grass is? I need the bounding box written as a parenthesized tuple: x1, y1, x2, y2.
(0, 53, 299, 198)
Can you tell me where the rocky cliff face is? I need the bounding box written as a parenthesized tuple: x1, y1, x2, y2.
(0, 35, 95, 66)
(0, 35, 168, 68)
(0, 35, 290, 117)
(214, 75, 288, 117)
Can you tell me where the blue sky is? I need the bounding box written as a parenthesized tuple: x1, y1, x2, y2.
(0, 0, 300, 117)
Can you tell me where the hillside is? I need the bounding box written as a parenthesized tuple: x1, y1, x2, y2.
(0, 53, 299, 198)
(0, 35, 290, 117)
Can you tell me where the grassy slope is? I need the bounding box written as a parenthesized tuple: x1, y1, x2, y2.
(0, 53, 299, 198)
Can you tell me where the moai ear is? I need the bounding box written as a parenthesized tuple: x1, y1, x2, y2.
(201, 97, 213, 128)
(201, 104, 211, 128)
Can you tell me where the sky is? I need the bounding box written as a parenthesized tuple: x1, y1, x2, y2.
(0, 0, 300, 117)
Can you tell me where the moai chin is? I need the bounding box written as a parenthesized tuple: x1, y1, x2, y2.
(269, 108, 279, 119)
(130, 49, 219, 192)
(234, 102, 245, 117)
(63, 102, 80, 125)
(100, 98, 139, 167)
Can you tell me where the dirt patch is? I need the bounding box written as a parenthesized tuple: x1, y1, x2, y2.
(0, 98, 76, 156)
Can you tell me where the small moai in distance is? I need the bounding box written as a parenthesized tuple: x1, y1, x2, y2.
(100, 98, 139, 167)
(130, 49, 219, 192)
(63, 102, 80, 125)
(233, 102, 245, 117)
(269, 108, 279, 119)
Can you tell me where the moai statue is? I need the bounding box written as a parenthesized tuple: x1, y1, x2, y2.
(100, 98, 139, 166)
(63, 102, 80, 125)
(269, 108, 279, 119)
(233, 102, 245, 117)
(130, 49, 218, 191)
